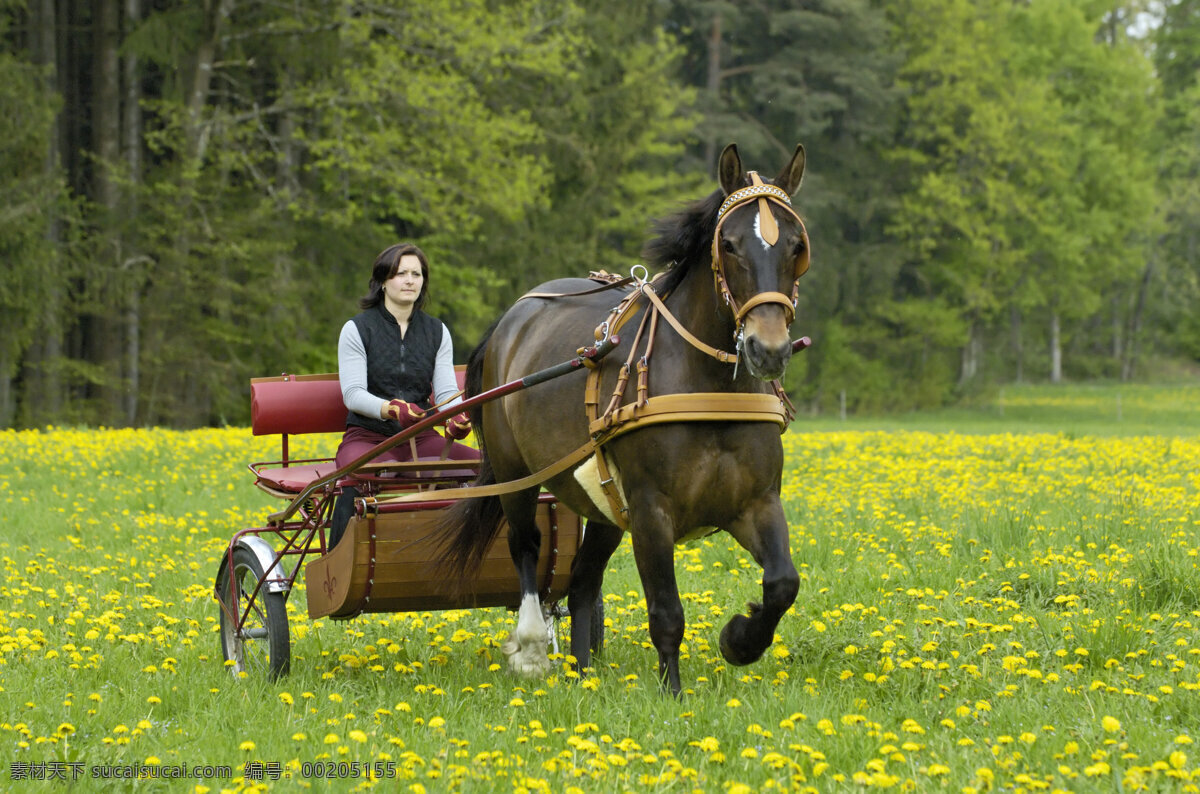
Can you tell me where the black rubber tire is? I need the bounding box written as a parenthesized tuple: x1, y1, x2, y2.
(217, 546, 291, 680)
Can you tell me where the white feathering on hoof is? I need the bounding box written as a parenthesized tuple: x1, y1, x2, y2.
(503, 593, 551, 676)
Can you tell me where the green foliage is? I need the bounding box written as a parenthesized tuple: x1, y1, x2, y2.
(0, 0, 1194, 427)
(0, 53, 75, 382)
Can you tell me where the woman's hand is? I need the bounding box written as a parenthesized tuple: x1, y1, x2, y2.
(383, 399, 425, 427)
(444, 411, 472, 440)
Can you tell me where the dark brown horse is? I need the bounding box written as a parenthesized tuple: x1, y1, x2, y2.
(438, 144, 808, 694)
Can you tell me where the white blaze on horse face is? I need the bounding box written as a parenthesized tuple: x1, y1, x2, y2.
(754, 210, 773, 250)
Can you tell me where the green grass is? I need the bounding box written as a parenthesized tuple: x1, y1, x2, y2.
(0, 382, 1197, 792)
(798, 382, 1200, 437)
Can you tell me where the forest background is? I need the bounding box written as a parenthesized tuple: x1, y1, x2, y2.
(1, 0, 1197, 429)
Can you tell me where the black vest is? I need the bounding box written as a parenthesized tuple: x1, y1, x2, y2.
(346, 304, 444, 437)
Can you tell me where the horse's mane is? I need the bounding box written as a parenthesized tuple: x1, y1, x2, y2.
(642, 189, 722, 295)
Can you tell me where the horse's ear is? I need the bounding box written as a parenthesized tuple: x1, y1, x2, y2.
(718, 143, 744, 195)
(775, 143, 806, 195)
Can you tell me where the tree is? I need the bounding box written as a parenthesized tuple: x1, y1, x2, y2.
(667, 0, 904, 411)
(887, 0, 1158, 386)
(454, 0, 703, 322)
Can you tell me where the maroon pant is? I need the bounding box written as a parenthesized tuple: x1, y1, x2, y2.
(335, 425, 479, 469)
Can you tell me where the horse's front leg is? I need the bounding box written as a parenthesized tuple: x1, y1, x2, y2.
(501, 488, 552, 676)
(629, 502, 685, 695)
(719, 496, 799, 666)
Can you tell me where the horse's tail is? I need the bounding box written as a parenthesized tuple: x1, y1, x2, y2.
(436, 320, 507, 580)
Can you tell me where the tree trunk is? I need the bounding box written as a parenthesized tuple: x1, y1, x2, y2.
(186, 0, 236, 162)
(123, 0, 143, 425)
(702, 12, 722, 172)
(1122, 254, 1156, 382)
(1010, 305, 1023, 383)
(1111, 294, 1122, 364)
(92, 0, 124, 423)
(959, 321, 979, 384)
(1050, 311, 1062, 383)
(28, 0, 65, 423)
(0, 352, 12, 427)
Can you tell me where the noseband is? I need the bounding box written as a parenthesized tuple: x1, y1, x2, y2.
(710, 172, 810, 335)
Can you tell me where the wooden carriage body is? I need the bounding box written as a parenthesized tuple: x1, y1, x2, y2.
(216, 370, 587, 678)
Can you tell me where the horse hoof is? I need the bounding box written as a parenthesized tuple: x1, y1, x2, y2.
(502, 631, 550, 677)
(719, 615, 764, 666)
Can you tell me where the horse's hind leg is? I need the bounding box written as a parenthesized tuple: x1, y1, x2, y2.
(501, 488, 552, 676)
(719, 497, 799, 666)
(567, 519, 623, 672)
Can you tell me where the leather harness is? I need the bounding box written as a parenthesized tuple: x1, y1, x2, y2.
(370, 175, 808, 528)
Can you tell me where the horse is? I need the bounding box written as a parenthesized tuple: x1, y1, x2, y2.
(437, 143, 809, 694)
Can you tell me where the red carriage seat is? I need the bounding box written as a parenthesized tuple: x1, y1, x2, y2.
(248, 370, 470, 496)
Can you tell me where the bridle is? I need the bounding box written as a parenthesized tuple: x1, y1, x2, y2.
(710, 171, 810, 342)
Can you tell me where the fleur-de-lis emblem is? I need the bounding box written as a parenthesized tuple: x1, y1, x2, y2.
(323, 568, 337, 601)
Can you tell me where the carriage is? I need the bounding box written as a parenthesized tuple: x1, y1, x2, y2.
(215, 143, 813, 692)
(214, 342, 616, 680)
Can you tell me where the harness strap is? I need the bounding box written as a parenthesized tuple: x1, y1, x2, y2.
(590, 393, 787, 440)
(365, 438, 599, 506)
(592, 449, 628, 530)
(639, 284, 738, 364)
(519, 275, 636, 301)
(735, 291, 796, 326)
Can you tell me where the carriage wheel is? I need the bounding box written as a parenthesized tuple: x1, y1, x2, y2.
(217, 547, 291, 680)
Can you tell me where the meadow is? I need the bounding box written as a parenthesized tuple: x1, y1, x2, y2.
(1, 383, 1198, 792)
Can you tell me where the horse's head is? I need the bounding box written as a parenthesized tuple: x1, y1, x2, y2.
(712, 143, 809, 381)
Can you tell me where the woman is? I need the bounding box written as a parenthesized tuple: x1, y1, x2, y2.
(329, 242, 477, 548)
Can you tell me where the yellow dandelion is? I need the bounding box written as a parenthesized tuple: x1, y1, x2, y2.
(279, 692, 293, 705)
(726, 698, 742, 708)
(349, 730, 367, 743)
(1101, 716, 1121, 733)
(239, 740, 255, 751)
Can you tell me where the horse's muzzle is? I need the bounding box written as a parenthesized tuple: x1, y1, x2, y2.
(742, 332, 792, 381)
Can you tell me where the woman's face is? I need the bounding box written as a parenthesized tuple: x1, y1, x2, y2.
(383, 254, 424, 310)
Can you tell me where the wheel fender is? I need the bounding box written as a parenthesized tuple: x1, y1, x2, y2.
(215, 536, 292, 596)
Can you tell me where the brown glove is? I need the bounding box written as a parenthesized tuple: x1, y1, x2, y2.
(383, 399, 425, 427)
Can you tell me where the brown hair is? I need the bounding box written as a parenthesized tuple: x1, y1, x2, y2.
(358, 243, 431, 312)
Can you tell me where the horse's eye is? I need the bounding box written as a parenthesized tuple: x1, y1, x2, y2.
(721, 238, 738, 255)
(792, 240, 807, 257)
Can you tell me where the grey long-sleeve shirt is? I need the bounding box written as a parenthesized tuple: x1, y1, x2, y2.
(337, 319, 463, 420)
